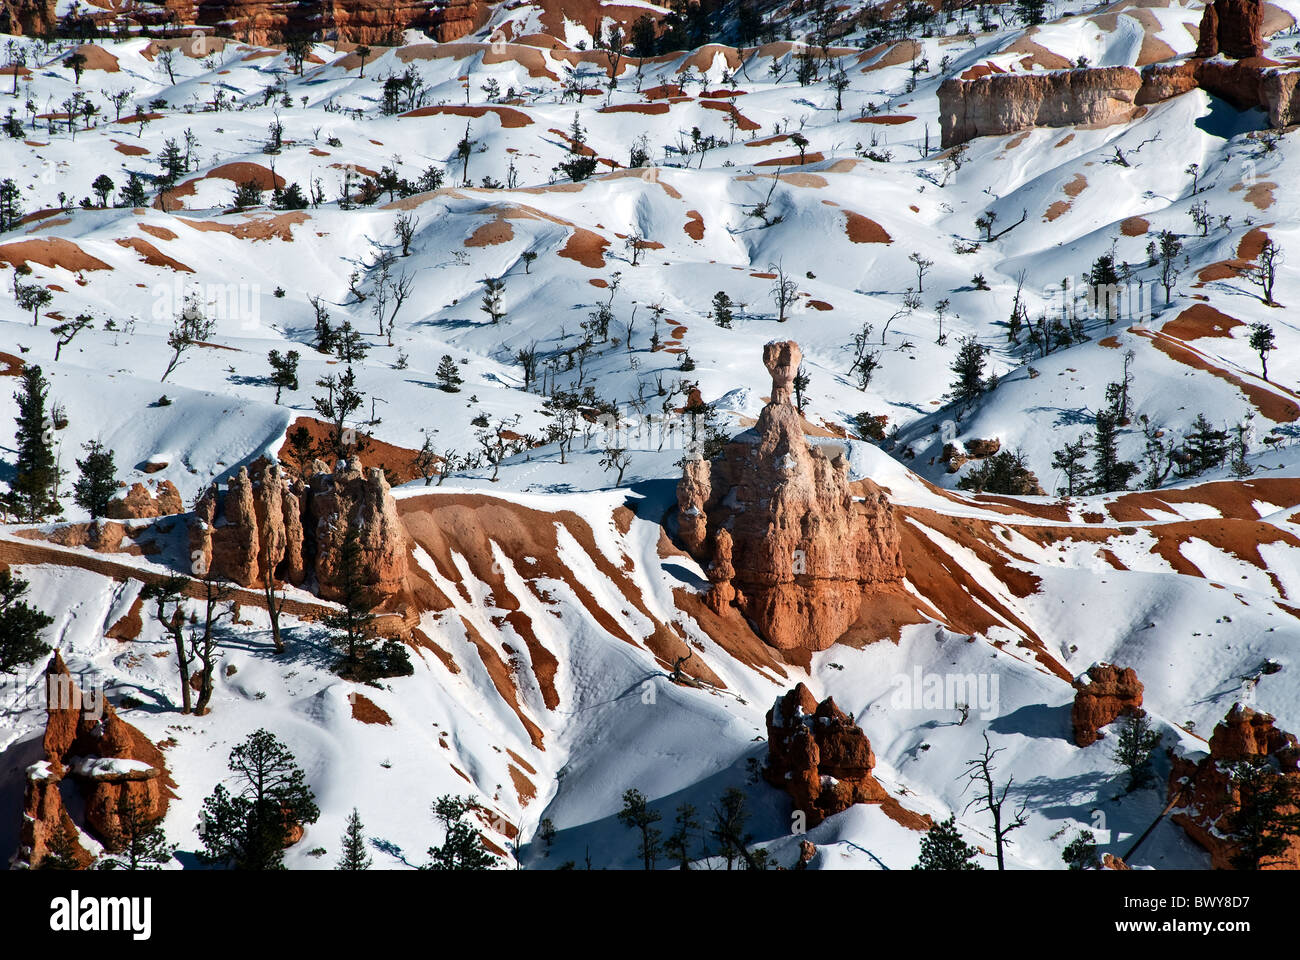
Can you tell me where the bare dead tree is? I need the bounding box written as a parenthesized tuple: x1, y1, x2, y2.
(960, 732, 1028, 870)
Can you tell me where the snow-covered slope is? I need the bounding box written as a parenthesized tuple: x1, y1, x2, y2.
(3, 0, 1300, 870)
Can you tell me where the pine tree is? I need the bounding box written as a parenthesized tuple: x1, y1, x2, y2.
(436, 355, 463, 393)
(198, 728, 320, 870)
(324, 519, 376, 675)
(1226, 757, 1300, 870)
(1051, 436, 1091, 497)
(913, 815, 982, 870)
(423, 795, 498, 870)
(711, 291, 733, 328)
(99, 796, 176, 870)
(0, 177, 22, 231)
(119, 172, 149, 208)
(663, 803, 700, 870)
(1179, 413, 1229, 477)
(617, 788, 663, 870)
(38, 822, 83, 870)
(336, 808, 373, 870)
(956, 449, 1039, 495)
(1110, 711, 1161, 791)
(8, 364, 62, 522)
(267, 349, 299, 404)
(1090, 409, 1137, 493)
(73, 439, 116, 518)
(1062, 830, 1100, 870)
(948, 336, 988, 407)
(0, 569, 53, 673)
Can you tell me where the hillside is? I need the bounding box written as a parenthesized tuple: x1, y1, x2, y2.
(2, 0, 1300, 876)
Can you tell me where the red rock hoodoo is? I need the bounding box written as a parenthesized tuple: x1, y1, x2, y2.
(1197, 0, 1265, 59)
(1071, 663, 1144, 747)
(105, 479, 184, 520)
(1169, 704, 1300, 869)
(189, 457, 405, 601)
(13, 652, 174, 869)
(763, 683, 887, 827)
(675, 341, 904, 652)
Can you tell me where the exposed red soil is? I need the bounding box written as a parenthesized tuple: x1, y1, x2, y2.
(176, 211, 309, 242)
(599, 102, 670, 115)
(277, 416, 428, 483)
(114, 237, 193, 272)
(843, 210, 892, 243)
(0, 237, 111, 272)
(755, 152, 825, 167)
(557, 228, 609, 268)
(399, 104, 533, 128)
(350, 692, 392, 725)
(1120, 216, 1149, 236)
(852, 115, 915, 125)
(112, 140, 150, 156)
(105, 595, 144, 641)
(700, 99, 760, 130)
(684, 210, 705, 240)
(1162, 303, 1241, 341)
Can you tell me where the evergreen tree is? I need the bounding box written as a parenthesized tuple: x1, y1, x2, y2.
(423, 795, 498, 870)
(73, 439, 116, 518)
(1110, 711, 1161, 791)
(948, 336, 988, 407)
(324, 519, 376, 675)
(913, 815, 982, 870)
(617, 787, 663, 870)
(1062, 830, 1100, 870)
(956, 448, 1039, 495)
(119, 172, 150, 208)
(38, 822, 83, 870)
(7, 364, 62, 522)
(709, 787, 764, 870)
(198, 728, 320, 870)
(1090, 409, 1137, 493)
(1226, 757, 1300, 870)
(711, 291, 733, 328)
(0, 177, 22, 231)
(336, 808, 372, 870)
(1178, 413, 1229, 477)
(267, 349, 299, 404)
(1051, 436, 1091, 497)
(436, 355, 463, 392)
(1248, 322, 1275, 383)
(99, 796, 176, 870)
(0, 569, 53, 673)
(663, 802, 701, 870)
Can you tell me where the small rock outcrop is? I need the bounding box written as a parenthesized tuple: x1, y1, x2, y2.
(763, 683, 886, 827)
(13, 653, 174, 869)
(104, 479, 184, 520)
(676, 341, 904, 652)
(1169, 704, 1300, 870)
(1071, 663, 1144, 747)
(939, 67, 1143, 148)
(189, 458, 406, 602)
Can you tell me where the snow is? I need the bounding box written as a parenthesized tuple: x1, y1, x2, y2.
(2, 0, 1300, 870)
